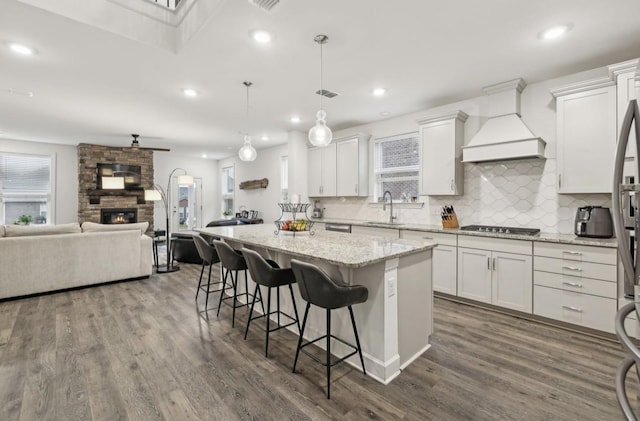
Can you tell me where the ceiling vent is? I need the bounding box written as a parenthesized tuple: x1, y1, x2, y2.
(316, 89, 339, 98)
(248, 0, 280, 11)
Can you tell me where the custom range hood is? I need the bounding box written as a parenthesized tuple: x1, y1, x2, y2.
(462, 78, 546, 163)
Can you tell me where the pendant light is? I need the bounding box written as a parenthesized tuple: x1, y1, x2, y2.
(308, 34, 333, 147)
(238, 81, 257, 162)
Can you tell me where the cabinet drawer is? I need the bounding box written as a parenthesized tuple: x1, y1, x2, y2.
(458, 235, 531, 255)
(533, 270, 616, 299)
(533, 285, 616, 333)
(534, 242, 616, 265)
(533, 256, 616, 282)
(400, 230, 456, 246)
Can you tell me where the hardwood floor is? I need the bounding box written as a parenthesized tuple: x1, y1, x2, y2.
(0, 263, 636, 420)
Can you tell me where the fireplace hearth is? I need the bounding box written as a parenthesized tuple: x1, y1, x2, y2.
(101, 208, 138, 224)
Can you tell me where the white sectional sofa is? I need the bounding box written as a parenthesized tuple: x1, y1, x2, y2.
(0, 221, 153, 300)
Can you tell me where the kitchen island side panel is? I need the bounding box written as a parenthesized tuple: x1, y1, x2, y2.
(397, 250, 433, 368)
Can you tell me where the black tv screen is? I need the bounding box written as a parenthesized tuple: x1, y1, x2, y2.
(97, 163, 142, 190)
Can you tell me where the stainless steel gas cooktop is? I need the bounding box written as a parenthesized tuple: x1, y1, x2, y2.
(459, 225, 540, 236)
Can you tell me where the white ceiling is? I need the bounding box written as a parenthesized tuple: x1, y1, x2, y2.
(1, 0, 640, 159)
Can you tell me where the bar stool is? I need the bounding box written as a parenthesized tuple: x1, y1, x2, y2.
(241, 248, 300, 357)
(193, 235, 226, 312)
(290, 259, 368, 399)
(212, 240, 259, 327)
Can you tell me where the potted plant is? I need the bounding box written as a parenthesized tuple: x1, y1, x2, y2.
(222, 210, 232, 219)
(14, 214, 33, 225)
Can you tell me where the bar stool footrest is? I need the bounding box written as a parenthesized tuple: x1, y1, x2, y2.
(248, 310, 298, 334)
(299, 334, 359, 368)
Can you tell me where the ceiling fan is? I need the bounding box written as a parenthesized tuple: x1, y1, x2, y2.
(128, 134, 170, 151)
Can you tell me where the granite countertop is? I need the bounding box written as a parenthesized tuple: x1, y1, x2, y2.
(311, 217, 618, 248)
(196, 224, 437, 268)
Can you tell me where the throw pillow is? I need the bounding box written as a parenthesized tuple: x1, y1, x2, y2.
(4, 222, 82, 237)
(0, 225, 5, 237)
(81, 221, 149, 235)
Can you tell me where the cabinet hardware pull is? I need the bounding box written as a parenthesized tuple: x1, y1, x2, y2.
(562, 266, 582, 271)
(487, 257, 490, 270)
(563, 251, 582, 255)
(492, 257, 496, 271)
(558, 174, 562, 189)
(423, 237, 434, 240)
(450, 179, 454, 191)
(562, 281, 583, 288)
(355, 184, 358, 193)
(562, 305, 583, 313)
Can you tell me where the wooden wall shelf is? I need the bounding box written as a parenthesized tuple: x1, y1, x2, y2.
(87, 188, 146, 204)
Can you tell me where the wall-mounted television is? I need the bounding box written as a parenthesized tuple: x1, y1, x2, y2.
(96, 163, 142, 190)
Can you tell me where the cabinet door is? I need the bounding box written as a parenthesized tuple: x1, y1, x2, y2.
(491, 251, 532, 313)
(556, 85, 616, 193)
(308, 147, 323, 196)
(457, 247, 492, 303)
(322, 143, 337, 197)
(336, 138, 359, 196)
(308, 144, 336, 197)
(420, 120, 456, 195)
(617, 70, 638, 160)
(433, 245, 457, 295)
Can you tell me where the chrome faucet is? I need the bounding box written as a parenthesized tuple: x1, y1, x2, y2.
(382, 190, 395, 224)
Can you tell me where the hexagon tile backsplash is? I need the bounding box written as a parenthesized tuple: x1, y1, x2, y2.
(430, 158, 611, 234)
(316, 158, 611, 235)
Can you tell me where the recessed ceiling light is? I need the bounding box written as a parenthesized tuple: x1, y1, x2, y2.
(250, 30, 273, 44)
(539, 24, 572, 41)
(379, 111, 391, 116)
(181, 88, 199, 98)
(201, 153, 207, 158)
(290, 116, 301, 123)
(372, 87, 387, 97)
(9, 42, 36, 56)
(260, 135, 269, 141)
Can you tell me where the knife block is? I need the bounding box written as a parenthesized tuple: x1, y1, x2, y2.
(442, 212, 459, 229)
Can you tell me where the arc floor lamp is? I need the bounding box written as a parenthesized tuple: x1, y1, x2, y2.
(145, 168, 194, 273)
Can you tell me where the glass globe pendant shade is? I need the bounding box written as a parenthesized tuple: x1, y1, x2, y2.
(308, 110, 333, 147)
(238, 135, 257, 161)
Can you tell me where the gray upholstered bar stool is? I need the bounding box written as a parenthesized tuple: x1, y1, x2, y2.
(290, 259, 368, 399)
(193, 235, 226, 313)
(212, 240, 258, 327)
(241, 248, 300, 357)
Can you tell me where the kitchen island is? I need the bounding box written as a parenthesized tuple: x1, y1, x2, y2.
(196, 223, 436, 384)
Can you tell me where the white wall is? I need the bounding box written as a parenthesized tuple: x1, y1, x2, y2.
(218, 143, 288, 224)
(0, 138, 78, 224)
(152, 153, 218, 231)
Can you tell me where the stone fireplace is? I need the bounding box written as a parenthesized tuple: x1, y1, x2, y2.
(101, 208, 138, 224)
(77, 144, 154, 230)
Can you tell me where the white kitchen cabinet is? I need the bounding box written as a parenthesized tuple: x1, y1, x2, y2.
(609, 59, 639, 162)
(533, 242, 617, 333)
(308, 142, 336, 197)
(552, 79, 617, 193)
(308, 133, 369, 198)
(417, 111, 467, 196)
(458, 247, 493, 303)
(457, 235, 533, 312)
(336, 134, 369, 197)
(400, 230, 457, 295)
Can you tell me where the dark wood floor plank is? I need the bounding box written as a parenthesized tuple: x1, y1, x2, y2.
(0, 263, 636, 421)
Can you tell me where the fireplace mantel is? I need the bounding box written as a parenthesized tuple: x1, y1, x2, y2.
(87, 188, 146, 205)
